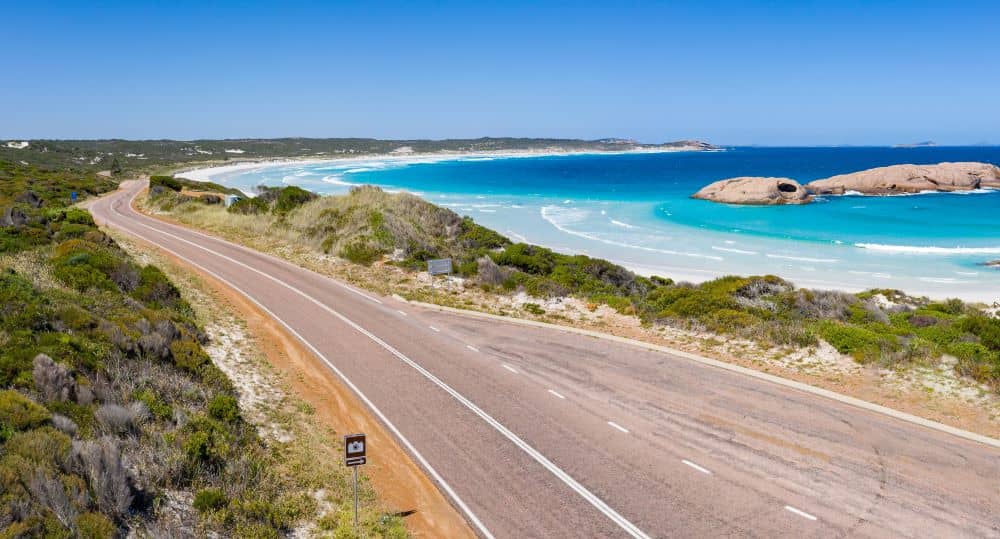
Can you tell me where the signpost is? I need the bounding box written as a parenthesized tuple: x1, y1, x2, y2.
(427, 259, 452, 304)
(344, 433, 367, 532)
(427, 258, 453, 275)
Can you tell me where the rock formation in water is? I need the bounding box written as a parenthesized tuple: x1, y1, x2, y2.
(806, 162, 1000, 195)
(691, 177, 812, 205)
(692, 162, 1000, 204)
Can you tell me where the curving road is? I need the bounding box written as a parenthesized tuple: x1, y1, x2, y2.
(90, 180, 1000, 538)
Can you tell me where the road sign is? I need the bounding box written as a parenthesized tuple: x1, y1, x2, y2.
(345, 433, 367, 467)
(427, 258, 453, 275)
(344, 433, 367, 533)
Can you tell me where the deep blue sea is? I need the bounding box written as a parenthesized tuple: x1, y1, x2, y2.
(191, 147, 1000, 301)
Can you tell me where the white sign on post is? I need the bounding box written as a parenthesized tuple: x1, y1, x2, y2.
(427, 258, 453, 275)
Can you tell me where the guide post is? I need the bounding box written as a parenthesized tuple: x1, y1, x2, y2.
(344, 433, 367, 533)
(427, 258, 452, 305)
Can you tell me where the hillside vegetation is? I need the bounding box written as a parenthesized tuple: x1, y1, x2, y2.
(1, 163, 407, 537)
(1, 137, 715, 176)
(149, 183, 1000, 393)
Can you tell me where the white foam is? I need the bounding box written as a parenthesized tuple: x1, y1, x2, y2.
(766, 254, 839, 263)
(320, 175, 356, 187)
(711, 246, 758, 255)
(955, 271, 978, 276)
(540, 206, 722, 261)
(856, 243, 1000, 255)
(506, 230, 529, 243)
(610, 219, 639, 230)
(919, 277, 970, 284)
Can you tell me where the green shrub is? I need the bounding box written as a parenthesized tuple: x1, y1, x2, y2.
(150, 175, 183, 192)
(170, 339, 210, 373)
(5, 427, 71, 467)
(208, 394, 240, 423)
(194, 487, 228, 512)
(956, 315, 1000, 351)
(814, 321, 897, 363)
(0, 390, 50, 430)
(706, 308, 761, 332)
(523, 303, 545, 315)
(132, 265, 184, 309)
(459, 217, 509, 249)
(340, 241, 383, 265)
(273, 186, 317, 215)
(76, 512, 116, 539)
(493, 243, 557, 274)
(228, 196, 269, 215)
(133, 389, 172, 421)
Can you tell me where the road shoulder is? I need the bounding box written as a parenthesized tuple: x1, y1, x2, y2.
(105, 218, 476, 539)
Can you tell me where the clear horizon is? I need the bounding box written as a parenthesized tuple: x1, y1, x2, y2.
(3, 1, 998, 146)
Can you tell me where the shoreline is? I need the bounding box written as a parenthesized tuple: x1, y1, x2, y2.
(172, 144, 718, 183)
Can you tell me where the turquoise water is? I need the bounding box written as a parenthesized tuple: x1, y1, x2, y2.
(193, 147, 1000, 301)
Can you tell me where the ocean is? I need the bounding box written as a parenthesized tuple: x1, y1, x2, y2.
(191, 146, 1000, 302)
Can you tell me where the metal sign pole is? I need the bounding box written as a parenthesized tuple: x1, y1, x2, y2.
(344, 432, 367, 536)
(353, 466, 359, 533)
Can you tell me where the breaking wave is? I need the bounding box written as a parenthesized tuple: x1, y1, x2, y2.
(540, 206, 722, 261)
(856, 243, 1000, 255)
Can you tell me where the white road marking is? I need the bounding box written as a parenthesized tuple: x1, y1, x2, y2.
(681, 459, 712, 475)
(608, 421, 630, 434)
(106, 188, 655, 539)
(502, 364, 519, 374)
(428, 326, 441, 332)
(785, 505, 818, 521)
(397, 310, 407, 316)
(548, 389, 566, 399)
(466, 345, 480, 352)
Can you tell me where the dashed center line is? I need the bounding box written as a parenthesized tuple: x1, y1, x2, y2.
(548, 389, 566, 399)
(607, 421, 630, 434)
(502, 364, 519, 374)
(785, 505, 817, 521)
(428, 326, 441, 332)
(466, 345, 480, 352)
(396, 310, 407, 316)
(681, 459, 712, 475)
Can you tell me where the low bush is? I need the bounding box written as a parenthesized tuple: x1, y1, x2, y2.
(340, 241, 384, 265)
(193, 487, 228, 512)
(208, 394, 240, 423)
(0, 389, 51, 430)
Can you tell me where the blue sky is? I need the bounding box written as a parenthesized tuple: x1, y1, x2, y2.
(3, 1, 998, 145)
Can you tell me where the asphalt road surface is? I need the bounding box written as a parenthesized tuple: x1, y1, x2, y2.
(90, 180, 1000, 538)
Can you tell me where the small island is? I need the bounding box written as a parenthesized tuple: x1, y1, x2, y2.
(692, 177, 812, 205)
(693, 161, 1000, 205)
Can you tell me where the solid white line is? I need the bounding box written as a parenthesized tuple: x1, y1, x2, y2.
(466, 345, 480, 352)
(428, 326, 441, 332)
(103, 191, 494, 538)
(784, 505, 818, 521)
(681, 459, 712, 475)
(108, 186, 652, 539)
(608, 421, 630, 434)
(502, 364, 519, 374)
(397, 310, 407, 316)
(548, 389, 566, 400)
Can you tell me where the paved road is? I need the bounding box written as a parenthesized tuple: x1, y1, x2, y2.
(91, 181, 1000, 538)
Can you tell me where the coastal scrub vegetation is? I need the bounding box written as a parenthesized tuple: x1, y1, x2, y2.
(2, 161, 407, 537)
(148, 182, 1000, 392)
